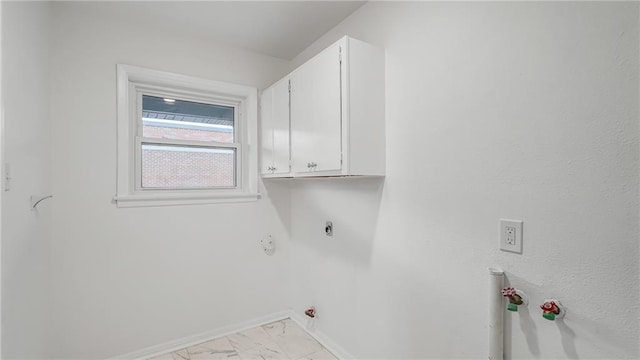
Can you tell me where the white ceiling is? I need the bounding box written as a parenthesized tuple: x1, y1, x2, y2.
(71, 1, 366, 60)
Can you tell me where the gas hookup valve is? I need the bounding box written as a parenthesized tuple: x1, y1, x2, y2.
(305, 306, 316, 318)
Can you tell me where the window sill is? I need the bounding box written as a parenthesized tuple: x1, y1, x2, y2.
(113, 192, 260, 208)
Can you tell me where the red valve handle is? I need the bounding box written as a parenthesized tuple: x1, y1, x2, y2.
(501, 287, 516, 297)
(540, 301, 560, 314)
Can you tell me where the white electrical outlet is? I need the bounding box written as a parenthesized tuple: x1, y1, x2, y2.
(500, 219, 523, 253)
(506, 226, 516, 245)
(260, 235, 275, 256)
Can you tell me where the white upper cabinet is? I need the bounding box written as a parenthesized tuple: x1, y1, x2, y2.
(291, 41, 343, 174)
(261, 77, 291, 177)
(261, 36, 385, 178)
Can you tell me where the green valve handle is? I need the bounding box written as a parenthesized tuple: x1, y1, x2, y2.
(542, 312, 556, 320)
(507, 303, 518, 312)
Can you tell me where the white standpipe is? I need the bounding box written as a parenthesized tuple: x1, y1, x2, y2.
(488, 267, 504, 360)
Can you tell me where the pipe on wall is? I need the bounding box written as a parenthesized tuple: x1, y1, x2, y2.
(488, 267, 504, 360)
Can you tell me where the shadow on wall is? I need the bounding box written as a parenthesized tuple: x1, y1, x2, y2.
(505, 270, 637, 359)
(503, 274, 541, 358)
(262, 178, 293, 236)
(288, 176, 385, 266)
(557, 320, 578, 360)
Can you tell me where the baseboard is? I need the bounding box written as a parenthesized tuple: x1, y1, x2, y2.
(110, 310, 291, 360)
(288, 311, 356, 360)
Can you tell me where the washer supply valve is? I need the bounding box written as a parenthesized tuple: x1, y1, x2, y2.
(540, 299, 565, 320)
(501, 287, 527, 312)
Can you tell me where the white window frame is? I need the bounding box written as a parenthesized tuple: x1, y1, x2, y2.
(114, 64, 259, 207)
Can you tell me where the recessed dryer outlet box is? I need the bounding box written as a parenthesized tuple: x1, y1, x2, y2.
(325, 221, 333, 237)
(500, 219, 523, 254)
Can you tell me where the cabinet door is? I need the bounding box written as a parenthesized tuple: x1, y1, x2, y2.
(271, 79, 290, 175)
(291, 42, 342, 174)
(260, 86, 274, 175)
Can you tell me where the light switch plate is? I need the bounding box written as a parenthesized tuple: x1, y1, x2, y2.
(500, 219, 523, 254)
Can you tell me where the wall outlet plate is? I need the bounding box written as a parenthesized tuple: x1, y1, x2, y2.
(260, 235, 275, 256)
(500, 219, 523, 253)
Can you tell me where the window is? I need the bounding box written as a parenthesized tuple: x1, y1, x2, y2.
(140, 95, 237, 189)
(115, 64, 259, 207)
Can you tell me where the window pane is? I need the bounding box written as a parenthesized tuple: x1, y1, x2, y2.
(142, 95, 234, 143)
(141, 144, 236, 189)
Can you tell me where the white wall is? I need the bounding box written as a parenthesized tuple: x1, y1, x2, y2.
(287, 2, 639, 359)
(1, 1, 52, 358)
(48, 3, 291, 358)
(6, 2, 639, 358)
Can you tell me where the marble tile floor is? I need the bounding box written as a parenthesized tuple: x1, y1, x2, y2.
(149, 318, 337, 360)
